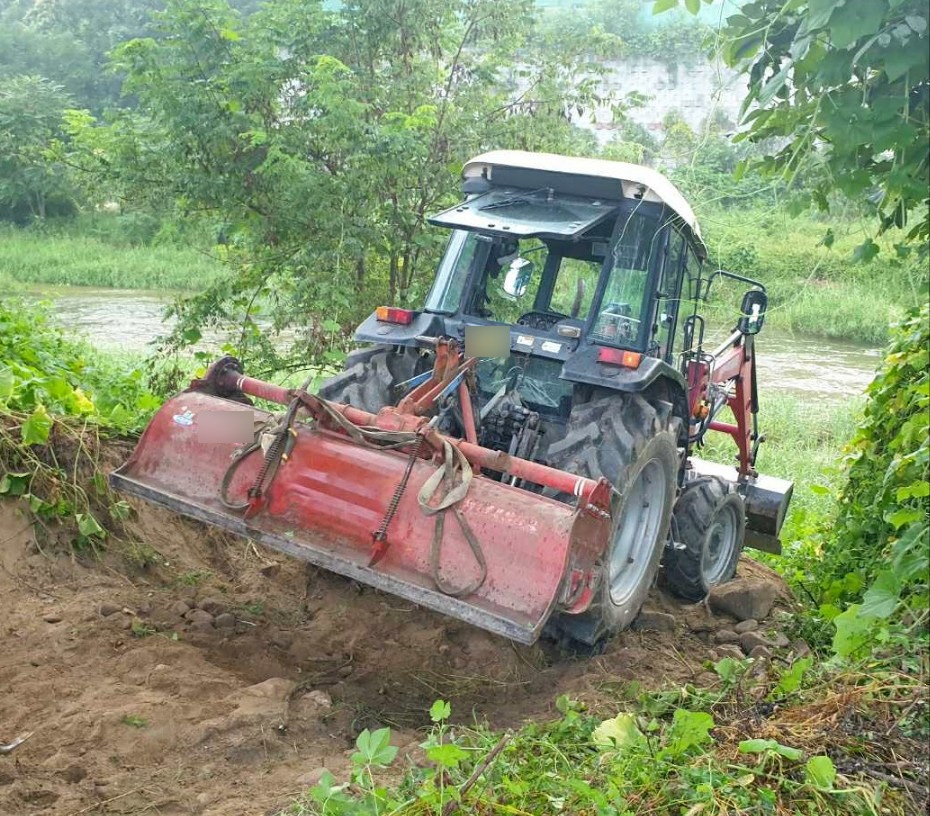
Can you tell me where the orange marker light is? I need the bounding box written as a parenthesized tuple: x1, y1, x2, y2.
(375, 306, 415, 325)
(596, 347, 643, 369)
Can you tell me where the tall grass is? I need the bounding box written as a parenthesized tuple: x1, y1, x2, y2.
(0, 227, 222, 291)
(701, 208, 927, 345)
(700, 391, 860, 544)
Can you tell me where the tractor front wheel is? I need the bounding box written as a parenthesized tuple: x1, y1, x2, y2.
(664, 477, 745, 601)
(545, 391, 681, 645)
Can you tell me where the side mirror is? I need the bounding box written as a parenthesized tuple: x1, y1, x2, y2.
(501, 258, 533, 299)
(738, 289, 767, 335)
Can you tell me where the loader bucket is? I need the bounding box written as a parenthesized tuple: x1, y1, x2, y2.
(112, 390, 602, 644)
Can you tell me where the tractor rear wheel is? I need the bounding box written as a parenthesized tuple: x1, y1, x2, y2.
(545, 391, 681, 645)
(317, 345, 423, 413)
(664, 477, 745, 601)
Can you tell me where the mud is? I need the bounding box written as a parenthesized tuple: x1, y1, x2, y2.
(0, 499, 792, 816)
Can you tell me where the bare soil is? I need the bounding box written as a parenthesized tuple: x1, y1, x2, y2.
(0, 498, 791, 816)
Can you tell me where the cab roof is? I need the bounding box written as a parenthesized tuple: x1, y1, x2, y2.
(462, 150, 705, 256)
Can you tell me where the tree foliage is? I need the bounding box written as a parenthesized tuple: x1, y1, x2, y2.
(66, 0, 605, 369)
(718, 0, 930, 247)
(0, 75, 76, 220)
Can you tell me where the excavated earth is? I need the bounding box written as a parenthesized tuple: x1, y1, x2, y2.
(0, 490, 794, 816)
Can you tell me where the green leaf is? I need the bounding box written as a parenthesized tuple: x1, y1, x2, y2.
(0, 366, 13, 404)
(652, 0, 678, 14)
(22, 404, 53, 445)
(897, 481, 930, 500)
(805, 755, 837, 789)
(219, 27, 241, 41)
(739, 738, 803, 761)
(0, 472, 31, 497)
(76, 512, 106, 539)
(426, 742, 469, 768)
(774, 657, 813, 695)
(887, 508, 923, 529)
(860, 570, 900, 619)
(829, 0, 887, 48)
(832, 604, 875, 659)
(429, 699, 451, 723)
(592, 712, 646, 750)
(852, 238, 880, 263)
(663, 709, 715, 756)
(352, 727, 398, 768)
(684, 0, 700, 14)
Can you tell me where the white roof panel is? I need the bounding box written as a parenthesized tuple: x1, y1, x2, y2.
(463, 150, 704, 250)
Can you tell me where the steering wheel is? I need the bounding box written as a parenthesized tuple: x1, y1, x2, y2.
(516, 311, 568, 331)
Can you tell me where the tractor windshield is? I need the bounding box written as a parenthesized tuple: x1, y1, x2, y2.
(425, 229, 601, 326)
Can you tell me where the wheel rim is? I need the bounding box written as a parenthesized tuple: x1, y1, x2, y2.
(607, 458, 670, 606)
(701, 500, 742, 587)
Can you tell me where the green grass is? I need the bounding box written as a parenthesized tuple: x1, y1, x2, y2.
(0, 226, 222, 291)
(701, 208, 927, 345)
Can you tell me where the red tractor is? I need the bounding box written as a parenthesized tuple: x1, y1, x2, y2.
(113, 151, 792, 646)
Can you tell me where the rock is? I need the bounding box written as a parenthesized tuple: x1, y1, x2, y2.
(98, 602, 122, 617)
(178, 586, 197, 601)
(260, 563, 280, 578)
(198, 597, 226, 615)
(714, 629, 740, 645)
(304, 690, 332, 708)
(739, 631, 772, 654)
(214, 612, 236, 629)
(734, 619, 759, 634)
(119, 617, 133, 630)
(791, 638, 812, 659)
(708, 578, 777, 622)
(295, 767, 329, 788)
(42, 613, 63, 624)
(683, 608, 716, 633)
(695, 671, 719, 688)
(170, 600, 192, 618)
(59, 765, 87, 784)
(270, 631, 294, 650)
(749, 644, 772, 661)
(770, 632, 790, 649)
(632, 610, 676, 632)
(715, 644, 745, 661)
(186, 609, 215, 629)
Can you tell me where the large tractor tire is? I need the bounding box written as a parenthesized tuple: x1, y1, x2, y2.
(317, 345, 424, 413)
(664, 477, 745, 601)
(545, 391, 682, 645)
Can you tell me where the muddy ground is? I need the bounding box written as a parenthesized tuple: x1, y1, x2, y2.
(0, 497, 791, 816)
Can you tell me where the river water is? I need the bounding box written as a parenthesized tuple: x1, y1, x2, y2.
(31, 285, 881, 400)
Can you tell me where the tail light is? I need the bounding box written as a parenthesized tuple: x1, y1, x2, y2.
(597, 347, 642, 369)
(375, 306, 415, 325)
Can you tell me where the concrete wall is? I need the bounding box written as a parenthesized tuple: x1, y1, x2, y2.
(575, 57, 746, 144)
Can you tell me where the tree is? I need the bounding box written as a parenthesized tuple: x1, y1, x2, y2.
(714, 0, 929, 249)
(69, 0, 604, 369)
(0, 75, 75, 220)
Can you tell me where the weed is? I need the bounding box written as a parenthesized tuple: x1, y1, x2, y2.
(177, 570, 212, 587)
(121, 714, 148, 728)
(130, 618, 155, 638)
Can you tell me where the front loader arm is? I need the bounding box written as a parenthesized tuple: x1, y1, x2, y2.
(686, 329, 761, 479)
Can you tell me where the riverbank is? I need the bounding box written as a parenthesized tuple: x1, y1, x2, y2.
(1, 208, 925, 345)
(0, 226, 221, 291)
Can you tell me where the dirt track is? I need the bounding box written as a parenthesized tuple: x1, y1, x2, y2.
(0, 498, 789, 816)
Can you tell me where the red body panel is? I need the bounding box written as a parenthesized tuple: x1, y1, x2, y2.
(112, 390, 603, 643)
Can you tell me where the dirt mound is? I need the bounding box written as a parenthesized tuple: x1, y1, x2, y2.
(0, 498, 793, 815)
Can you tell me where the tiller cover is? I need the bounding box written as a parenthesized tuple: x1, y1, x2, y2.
(112, 371, 612, 644)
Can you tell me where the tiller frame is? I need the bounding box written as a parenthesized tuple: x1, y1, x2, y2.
(111, 341, 614, 644)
